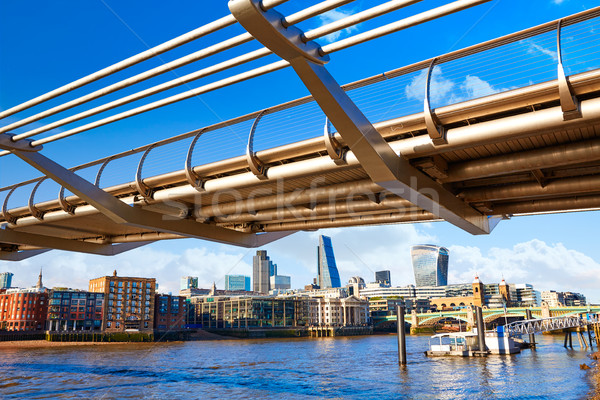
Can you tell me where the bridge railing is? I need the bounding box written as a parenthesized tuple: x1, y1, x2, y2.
(503, 314, 599, 336)
(1, 7, 600, 216)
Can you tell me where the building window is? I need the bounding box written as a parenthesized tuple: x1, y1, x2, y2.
(118, 282, 123, 288)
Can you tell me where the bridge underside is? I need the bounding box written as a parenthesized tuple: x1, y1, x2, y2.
(1, 69, 600, 258)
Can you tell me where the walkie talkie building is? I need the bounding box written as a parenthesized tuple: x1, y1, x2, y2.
(411, 245, 449, 287)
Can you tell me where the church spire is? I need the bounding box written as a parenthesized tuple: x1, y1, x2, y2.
(36, 267, 43, 289)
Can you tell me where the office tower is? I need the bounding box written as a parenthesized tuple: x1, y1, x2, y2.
(225, 275, 251, 291)
(317, 235, 341, 288)
(0, 272, 13, 289)
(410, 245, 449, 287)
(180, 276, 198, 291)
(253, 250, 273, 294)
(375, 270, 391, 286)
(270, 275, 291, 290)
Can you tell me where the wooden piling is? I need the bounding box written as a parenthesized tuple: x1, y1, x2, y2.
(569, 331, 573, 348)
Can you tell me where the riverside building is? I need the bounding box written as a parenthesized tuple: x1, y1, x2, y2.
(46, 289, 104, 331)
(0, 269, 48, 331)
(0, 289, 48, 331)
(154, 294, 188, 331)
(189, 296, 309, 329)
(89, 270, 156, 332)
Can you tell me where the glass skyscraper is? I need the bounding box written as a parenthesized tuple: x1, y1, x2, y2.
(0, 272, 13, 289)
(317, 235, 341, 288)
(410, 245, 449, 287)
(225, 275, 251, 291)
(375, 270, 391, 286)
(180, 276, 198, 291)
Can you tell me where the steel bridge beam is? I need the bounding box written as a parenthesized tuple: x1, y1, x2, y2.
(0, 228, 154, 257)
(0, 249, 50, 261)
(0, 135, 295, 251)
(230, 0, 491, 235)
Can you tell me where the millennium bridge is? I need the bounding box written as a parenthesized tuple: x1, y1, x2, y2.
(1, 1, 600, 259)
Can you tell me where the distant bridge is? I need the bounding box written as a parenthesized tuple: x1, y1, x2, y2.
(375, 305, 600, 328)
(1, 2, 600, 259)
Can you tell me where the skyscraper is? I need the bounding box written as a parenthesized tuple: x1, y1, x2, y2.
(317, 235, 341, 288)
(410, 245, 449, 287)
(0, 272, 13, 289)
(375, 270, 391, 286)
(253, 250, 273, 294)
(225, 275, 251, 291)
(180, 276, 198, 291)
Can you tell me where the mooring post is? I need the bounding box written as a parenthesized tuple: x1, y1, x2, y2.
(397, 305, 407, 366)
(577, 331, 585, 349)
(564, 332, 569, 347)
(569, 331, 573, 348)
(475, 306, 486, 354)
(526, 309, 536, 348)
(587, 324, 593, 349)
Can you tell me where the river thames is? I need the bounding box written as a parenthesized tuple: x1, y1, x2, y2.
(0, 334, 596, 399)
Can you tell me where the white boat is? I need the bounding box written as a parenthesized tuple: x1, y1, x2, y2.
(426, 332, 480, 357)
(426, 329, 521, 357)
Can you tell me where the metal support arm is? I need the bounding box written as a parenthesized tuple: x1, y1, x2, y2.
(0, 228, 153, 256)
(0, 249, 50, 261)
(230, 0, 490, 235)
(0, 136, 295, 248)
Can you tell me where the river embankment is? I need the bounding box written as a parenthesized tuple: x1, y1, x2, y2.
(590, 351, 600, 399)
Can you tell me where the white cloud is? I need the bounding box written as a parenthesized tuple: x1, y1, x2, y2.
(405, 67, 456, 104)
(405, 68, 502, 105)
(317, 9, 359, 44)
(1, 245, 251, 295)
(448, 239, 600, 302)
(460, 75, 500, 98)
(525, 42, 558, 62)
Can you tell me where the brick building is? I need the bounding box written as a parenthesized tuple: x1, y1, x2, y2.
(47, 289, 104, 331)
(0, 289, 48, 331)
(89, 270, 156, 332)
(154, 294, 188, 331)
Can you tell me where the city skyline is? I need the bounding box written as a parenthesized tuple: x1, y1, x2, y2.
(0, 228, 598, 303)
(1, 1, 599, 303)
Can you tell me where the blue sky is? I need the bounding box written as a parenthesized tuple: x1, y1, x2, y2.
(1, 0, 600, 301)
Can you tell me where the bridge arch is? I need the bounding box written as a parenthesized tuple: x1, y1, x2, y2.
(418, 315, 469, 326)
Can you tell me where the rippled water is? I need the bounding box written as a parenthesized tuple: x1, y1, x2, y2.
(0, 334, 596, 399)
